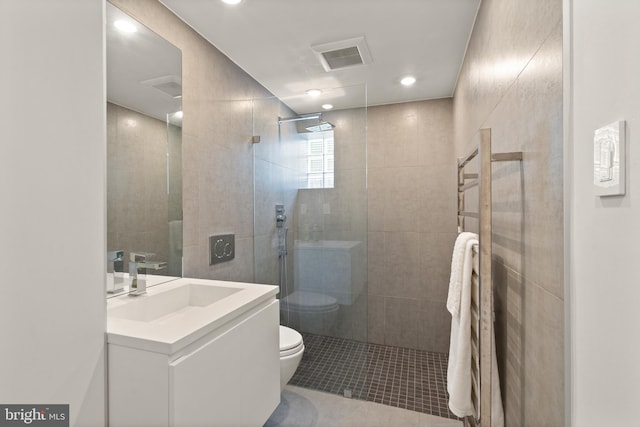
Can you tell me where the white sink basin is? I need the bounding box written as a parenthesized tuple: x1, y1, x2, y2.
(109, 283, 241, 322)
(107, 278, 278, 354)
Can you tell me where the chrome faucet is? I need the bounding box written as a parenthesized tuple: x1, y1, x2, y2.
(128, 252, 167, 296)
(107, 250, 125, 294)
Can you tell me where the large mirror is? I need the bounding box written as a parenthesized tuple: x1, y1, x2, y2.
(106, 3, 182, 297)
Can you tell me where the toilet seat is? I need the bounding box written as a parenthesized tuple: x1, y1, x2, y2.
(281, 291, 339, 313)
(279, 326, 304, 357)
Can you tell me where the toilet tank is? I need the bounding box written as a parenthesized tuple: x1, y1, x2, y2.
(293, 240, 364, 305)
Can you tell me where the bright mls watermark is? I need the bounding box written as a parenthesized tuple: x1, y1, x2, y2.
(0, 405, 68, 426)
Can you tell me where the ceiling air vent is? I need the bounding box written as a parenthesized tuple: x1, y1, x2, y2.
(311, 36, 372, 72)
(140, 75, 182, 98)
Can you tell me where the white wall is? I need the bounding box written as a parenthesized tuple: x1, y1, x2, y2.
(0, 1, 106, 425)
(569, 1, 640, 425)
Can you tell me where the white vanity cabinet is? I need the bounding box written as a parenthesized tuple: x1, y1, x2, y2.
(107, 279, 280, 427)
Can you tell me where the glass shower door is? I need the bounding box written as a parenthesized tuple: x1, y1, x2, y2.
(252, 84, 368, 396)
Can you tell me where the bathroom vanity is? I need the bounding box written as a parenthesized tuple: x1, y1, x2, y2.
(106, 278, 280, 427)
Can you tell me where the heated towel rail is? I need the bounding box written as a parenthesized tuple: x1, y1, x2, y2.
(457, 128, 522, 427)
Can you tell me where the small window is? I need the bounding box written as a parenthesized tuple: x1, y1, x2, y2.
(305, 131, 334, 189)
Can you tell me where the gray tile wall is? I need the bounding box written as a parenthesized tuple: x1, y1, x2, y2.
(107, 102, 170, 268)
(367, 100, 456, 353)
(452, 0, 564, 424)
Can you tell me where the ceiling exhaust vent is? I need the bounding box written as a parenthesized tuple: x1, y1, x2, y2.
(311, 36, 372, 72)
(140, 75, 182, 98)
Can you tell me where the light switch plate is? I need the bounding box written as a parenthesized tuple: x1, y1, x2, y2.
(594, 120, 625, 197)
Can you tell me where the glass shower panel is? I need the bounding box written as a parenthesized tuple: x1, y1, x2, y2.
(253, 84, 368, 343)
(252, 96, 304, 292)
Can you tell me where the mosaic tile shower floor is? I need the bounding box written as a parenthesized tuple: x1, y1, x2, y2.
(289, 333, 458, 420)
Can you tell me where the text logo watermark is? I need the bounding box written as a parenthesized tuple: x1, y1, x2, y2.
(0, 405, 68, 426)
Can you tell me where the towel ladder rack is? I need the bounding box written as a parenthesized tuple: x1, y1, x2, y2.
(456, 129, 522, 427)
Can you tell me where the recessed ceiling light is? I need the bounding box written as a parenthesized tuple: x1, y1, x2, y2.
(322, 104, 334, 110)
(400, 76, 416, 86)
(221, 0, 242, 4)
(114, 20, 137, 33)
(306, 89, 322, 97)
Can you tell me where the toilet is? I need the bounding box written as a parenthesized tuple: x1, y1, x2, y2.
(280, 291, 340, 335)
(284, 240, 364, 335)
(279, 325, 304, 391)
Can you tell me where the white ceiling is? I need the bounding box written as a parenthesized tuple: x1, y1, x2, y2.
(159, 0, 480, 115)
(106, 3, 182, 124)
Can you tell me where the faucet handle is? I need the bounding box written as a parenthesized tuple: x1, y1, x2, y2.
(129, 251, 155, 262)
(136, 261, 168, 270)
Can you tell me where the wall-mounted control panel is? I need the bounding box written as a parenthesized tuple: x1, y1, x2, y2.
(594, 120, 626, 197)
(275, 204, 286, 228)
(209, 234, 235, 265)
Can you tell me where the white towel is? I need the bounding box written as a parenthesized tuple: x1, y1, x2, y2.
(447, 232, 478, 318)
(446, 233, 504, 427)
(446, 233, 478, 416)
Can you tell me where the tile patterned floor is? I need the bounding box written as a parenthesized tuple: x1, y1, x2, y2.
(289, 333, 458, 420)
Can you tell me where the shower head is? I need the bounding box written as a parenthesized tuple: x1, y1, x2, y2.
(277, 113, 335, 133)
(305, 121, 335, 132)
(277, 113, 321, 124)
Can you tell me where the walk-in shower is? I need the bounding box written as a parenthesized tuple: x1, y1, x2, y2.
(272, 106, 366, 342)
(252, 85, 368, 391)
(250, 89, 456, 420)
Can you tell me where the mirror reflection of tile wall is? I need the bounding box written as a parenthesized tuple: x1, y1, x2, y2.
(107, 102, 170, 275)
(167, 122, 183, 276)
